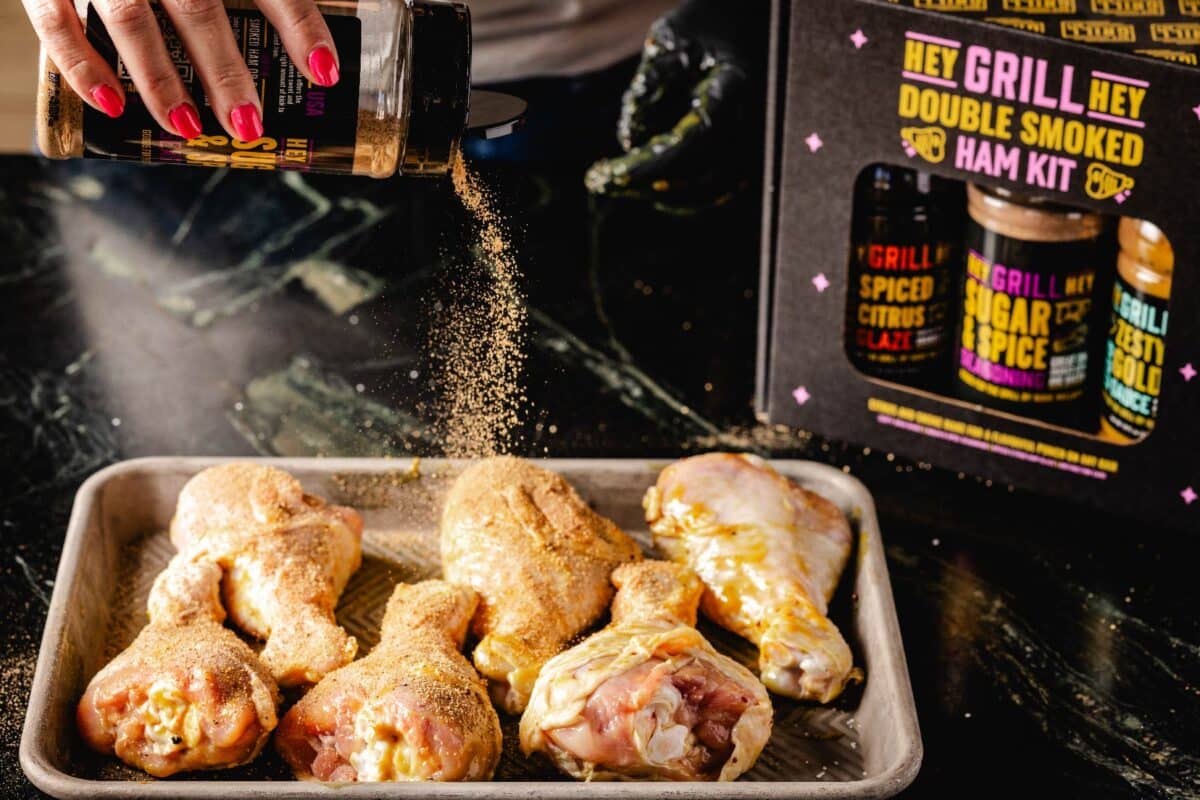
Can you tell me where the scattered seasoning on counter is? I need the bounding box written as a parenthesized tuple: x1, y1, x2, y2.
(428, 156, 528, 457)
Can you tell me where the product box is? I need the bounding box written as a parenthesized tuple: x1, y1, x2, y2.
(757, 0, 1200, 526)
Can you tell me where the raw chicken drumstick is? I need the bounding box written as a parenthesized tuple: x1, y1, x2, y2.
(169, 463, 363, 688)
(441, 457, 643, 714)
(644, 453, 857, 703)
(275, 581, 503, 782)
(521, 561, 773, 781)
(77, 556, 280, 777)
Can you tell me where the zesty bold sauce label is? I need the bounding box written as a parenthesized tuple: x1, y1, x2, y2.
(1101, 276, 1169, 437)
(849, 240, 955, 368)
(957, 235, 1098, 407)
(83, 6, 361, 171)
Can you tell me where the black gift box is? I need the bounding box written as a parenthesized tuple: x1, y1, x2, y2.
(757, 0, 1200, 526)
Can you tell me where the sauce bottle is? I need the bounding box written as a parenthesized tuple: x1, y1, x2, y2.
(955, 184, 1105, 428)
(1099, 218, 1173, 443)
(34, 0, 516, 177)
(846, 165, 958, 383)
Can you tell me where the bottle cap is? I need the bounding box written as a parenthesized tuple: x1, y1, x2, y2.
(467, 90, 528, 140)
(1119, 217, 1174, 275)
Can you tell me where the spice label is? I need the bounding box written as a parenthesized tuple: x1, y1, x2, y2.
(83, 6, 361, 171)
(1102, 275, 1169, 437)
(958, 237, 1098, 405)
(849, 240, 956, 368)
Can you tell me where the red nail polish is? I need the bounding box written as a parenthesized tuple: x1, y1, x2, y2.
(308, 46, 340, 87)
(90, 85, 124, 118)
(230, 104, 263, 141)
(168, 103, 203, 140)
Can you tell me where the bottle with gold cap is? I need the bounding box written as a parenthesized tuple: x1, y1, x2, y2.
(1099, 218, 1173, 443)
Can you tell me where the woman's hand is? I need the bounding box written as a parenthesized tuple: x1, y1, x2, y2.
(23, 0, 341, 141)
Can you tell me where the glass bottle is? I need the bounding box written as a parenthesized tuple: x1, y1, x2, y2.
(846, 164, 958, 383)
(1099, 218, 1173, 444)
(35, 0, 471, 177)
(955, 184, 1105, 428)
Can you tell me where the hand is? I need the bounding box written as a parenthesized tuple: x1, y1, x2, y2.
(585, 0, 768, 213)
(23, 0, 342, 141)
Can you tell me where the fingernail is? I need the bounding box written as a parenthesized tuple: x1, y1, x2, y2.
(90, 85, 124, 118)
(308, 46, 339, 87)
(168, 103, 203, 140)
(230, 103, 263, 141)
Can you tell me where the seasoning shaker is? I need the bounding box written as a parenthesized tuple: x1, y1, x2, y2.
(36, 0, 524, 177)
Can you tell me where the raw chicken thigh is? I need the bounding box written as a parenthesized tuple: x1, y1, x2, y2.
(275, 581, 502, 782)
(644, 453, 856, 703)
(441, 457, 642, 713)
(76, 557, 280, 777)
(169, 463, 363, 688)
(521, 561, 772, 781)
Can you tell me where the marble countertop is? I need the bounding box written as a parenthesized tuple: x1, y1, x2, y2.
(0, 156, 1195, 798)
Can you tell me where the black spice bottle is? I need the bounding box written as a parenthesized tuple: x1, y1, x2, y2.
(955, 184, 1107, 429)
(34, 0, 523, 178)
(846, 164, 959, 385)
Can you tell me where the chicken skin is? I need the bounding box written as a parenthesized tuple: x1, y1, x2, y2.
(275, 581, 502, 782)
(77, 557, 280, 777)
(169, 463, 363, 688)
(441, 457, 643, 714)
(644, 454, 856, 703)
(521, 561, 772, 781)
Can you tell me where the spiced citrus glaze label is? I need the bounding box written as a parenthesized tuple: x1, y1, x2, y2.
(896, 31, 1148, 201)
(1102, 277, 1168, 436)
(84, 6, 360, 170)
(851, 240, 955, 366)
(959, 237, 1096, 403)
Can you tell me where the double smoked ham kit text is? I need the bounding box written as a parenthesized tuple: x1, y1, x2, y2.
(757, 0, 1199, 526)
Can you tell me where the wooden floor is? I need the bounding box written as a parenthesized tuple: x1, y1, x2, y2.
(0, 0, 40, 154)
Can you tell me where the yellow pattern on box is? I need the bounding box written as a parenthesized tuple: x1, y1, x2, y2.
(1003, 0, 1078, 13)
(985, 16, 1048, 32)
(1151, 21, 1200, 42)
(1090, 0, 1165, 15)
(1061, 19, 1138, 40)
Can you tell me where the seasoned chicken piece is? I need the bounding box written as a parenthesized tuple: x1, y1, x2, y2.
(76, 557, 280, 777)
(169, 463, 363, 688)
(276, 581, 502, 782)
(644, 454, 856, 703)
(441, 457, 643, 714)
(521, 561, 772, 781)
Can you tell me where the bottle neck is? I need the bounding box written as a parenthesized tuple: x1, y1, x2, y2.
(400, 0, 471, 176)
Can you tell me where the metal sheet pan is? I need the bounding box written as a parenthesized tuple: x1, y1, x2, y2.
(20, 457, 921, 798)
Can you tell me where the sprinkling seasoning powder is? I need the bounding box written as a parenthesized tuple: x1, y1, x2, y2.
(429, 156, 528, 457)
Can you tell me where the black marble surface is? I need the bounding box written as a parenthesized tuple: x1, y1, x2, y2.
(0, 154, 1196, 799)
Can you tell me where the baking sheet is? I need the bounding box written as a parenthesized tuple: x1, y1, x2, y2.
(21, 458, 921, 798)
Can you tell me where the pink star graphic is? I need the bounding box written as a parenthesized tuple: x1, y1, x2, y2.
(805, 132, 824, 153)
(1193, 104, 1200, 121)
(792, 386, 811, 406)
(812, 273, 830, 293)
(1182, 363, 1197, 382)
(850, 29, 869, 49)
(1182, 487, 1198, 505)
